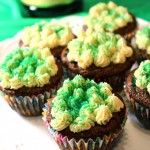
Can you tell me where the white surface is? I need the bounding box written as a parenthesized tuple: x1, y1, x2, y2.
(0, 16, 150, 150)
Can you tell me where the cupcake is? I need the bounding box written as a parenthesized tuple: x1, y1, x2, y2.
(0, 47, 63, 116)
(42, 75, 127, 150)
(83, 1, 137, 42)
(135, 25, 150, 62)
(125, 60, 150, 128)
(61, 30, 135, 91)
(19, 21, 75, 59)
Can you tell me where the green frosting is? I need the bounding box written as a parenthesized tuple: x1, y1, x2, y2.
(51, 75, 124, 133)
(135, 25, 150, 54)
(0, 47, 58, 89)
(134, 60, 150, 94)
(20, 21, 74, 49)
(84, 1, 133, 32)
(67, 31, 133, 69)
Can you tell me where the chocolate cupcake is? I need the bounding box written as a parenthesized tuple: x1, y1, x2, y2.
(19, 21, 75, 59)
(43, 75, 127, 150)
(83, 1, 137, 43)
(61, 30, 135, 91)
(135, 25, 150, 62)
(125, 60, 150, 129)
(0, 47, 63, 116)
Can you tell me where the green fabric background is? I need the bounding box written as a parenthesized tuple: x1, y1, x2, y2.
(0, 0, 150, 41)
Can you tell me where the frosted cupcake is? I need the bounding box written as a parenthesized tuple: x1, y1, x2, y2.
(125, 60, 150, 128)
(83, 1, 137, 42)
(43, 75, 127, 150)
(135, 25, 150, 62)
(0, 47, 63, 116)
(61, 30, 135, 91)
(19, 21, 75, 59)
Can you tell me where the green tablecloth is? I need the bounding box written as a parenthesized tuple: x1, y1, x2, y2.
(0, 0, 150, 41)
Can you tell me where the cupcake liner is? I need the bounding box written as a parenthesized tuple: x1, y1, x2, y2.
(42, 103, 127, 150)
(128, 96, 150, 129)
(1, 78, 63, 116)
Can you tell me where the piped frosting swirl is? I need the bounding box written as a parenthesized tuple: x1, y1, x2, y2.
(20, 21, 74, 49)
(134, 60, 150, 94)
(0, 47, 58, 89)
(135, 25, 150, 54)
(67, 30, 133, 69)
(84, 1, 133, 32)
(51, 75, 124, 133)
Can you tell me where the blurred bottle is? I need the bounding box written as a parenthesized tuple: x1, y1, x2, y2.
(20, 0, 83, 18)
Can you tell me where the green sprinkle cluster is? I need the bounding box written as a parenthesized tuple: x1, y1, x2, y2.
(84, 1, 133, 32)
(135, 25, 150, 54)
(134, 60, 150, 93)
(51, 75, 124, 132)
(0, 47, 58, 89)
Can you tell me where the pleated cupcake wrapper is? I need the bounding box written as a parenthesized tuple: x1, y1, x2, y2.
(2, 78, 63, 116)
(42, 103, 127, 150)
(130, 98, 150, 129)
(49, 129, 123, 150)
(125, 91, 150, 129)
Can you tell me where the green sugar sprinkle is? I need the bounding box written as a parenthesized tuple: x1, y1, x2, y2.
(51, 75, 124, 133)
(0, 47, 58, 89)
(134, 60, 150, 94)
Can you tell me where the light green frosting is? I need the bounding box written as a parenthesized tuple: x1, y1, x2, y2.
(51, 75, 124, 133)
(135, 25, 150, 54)
(0, 47, 58, 89)
(20, 21, 74, 49)
(134, 60, 150, 94)
(67, 30, 133, 69)
(84, 1, 133, 32)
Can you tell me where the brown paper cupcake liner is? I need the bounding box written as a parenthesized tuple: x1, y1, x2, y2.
(1, 78, 63, 116)
(42, 103, 127, 150)
(128, 97, 150, 129)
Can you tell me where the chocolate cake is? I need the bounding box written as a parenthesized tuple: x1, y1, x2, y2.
(46, 95, 126, 142)
(19, 21, 74, 59)
(114, 14, 137, 42)
(136, 49, 150, 63)
(0, 47, 63, 116)
(83, 1, 137, 43)
(83, 13, 137, 43)
(0, 63, 63, 97)
(62, 48, 135, 78)
(43, 75, 127, 149)
(125, 60, 150, 128)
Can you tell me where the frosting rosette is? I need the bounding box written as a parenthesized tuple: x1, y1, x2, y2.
(135, 25, 150, 54)
(0, 47, 58, 89)
(67, 30, 133, 69)
(20, 20, 74, 49)
(134, 60, 150, 94)
(51, 75, 124, 133)
(84, 1, 133, 32)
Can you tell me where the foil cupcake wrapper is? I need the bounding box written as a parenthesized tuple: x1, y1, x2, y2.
(128, 97, 150, 129)
(42, 103, 127, 150)
(1, 79, 63, 116)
